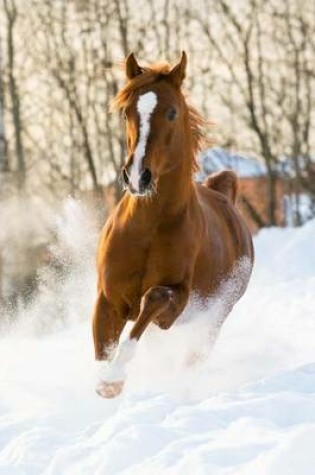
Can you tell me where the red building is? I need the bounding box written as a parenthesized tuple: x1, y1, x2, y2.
(199, 148, 287, 234)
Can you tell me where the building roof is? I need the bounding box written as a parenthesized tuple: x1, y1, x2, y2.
(198, 148, 267, 180)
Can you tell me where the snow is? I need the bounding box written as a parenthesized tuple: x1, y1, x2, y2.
(1, 200, 315, 475)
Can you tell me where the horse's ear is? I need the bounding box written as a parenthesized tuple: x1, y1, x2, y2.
(168, 51, 187, 87)
(125, 52, 143, 80)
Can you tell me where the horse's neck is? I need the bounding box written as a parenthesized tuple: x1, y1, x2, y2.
(158, 159, 194, 215)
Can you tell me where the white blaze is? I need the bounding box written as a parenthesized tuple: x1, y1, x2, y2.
(130, 91, 158, 191)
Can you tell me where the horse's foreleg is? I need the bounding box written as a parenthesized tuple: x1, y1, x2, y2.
(92, 290, 126, 361)
(96, 285, 189, 398)
(130, 284, 189, 340)
(93, 291, 127, 398)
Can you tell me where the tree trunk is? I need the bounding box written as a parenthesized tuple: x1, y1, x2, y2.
(0, 32, 8, 177)
(3, 0, 25, 191)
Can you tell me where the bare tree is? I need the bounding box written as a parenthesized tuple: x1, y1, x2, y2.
(0, 31, 8, 177)
(3, 0, 25, 191)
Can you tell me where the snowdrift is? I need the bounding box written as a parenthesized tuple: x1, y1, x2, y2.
(1, 201, 315, 475)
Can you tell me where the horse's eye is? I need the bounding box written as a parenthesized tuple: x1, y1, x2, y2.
(167, 107, 177, 121)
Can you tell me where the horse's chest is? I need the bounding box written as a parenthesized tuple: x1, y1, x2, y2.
(101, 227, 184, 310)
(103, 237, 146, 296)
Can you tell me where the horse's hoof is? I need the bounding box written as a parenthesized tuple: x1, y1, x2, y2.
(96, 380, 124, 399)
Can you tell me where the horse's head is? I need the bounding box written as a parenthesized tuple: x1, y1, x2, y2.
(116, 52, 195, 197)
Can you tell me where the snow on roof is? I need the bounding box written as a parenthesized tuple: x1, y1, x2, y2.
(198, 147, 267, 179)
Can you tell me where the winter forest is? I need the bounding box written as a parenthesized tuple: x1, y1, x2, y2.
(0, 0, 315, 303)
(1, 0, 315, 205)
(1, 1, 315, 474)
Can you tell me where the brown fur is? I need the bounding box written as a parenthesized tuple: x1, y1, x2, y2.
(92, 53, 254, 396)
(204, 170, 238, 204)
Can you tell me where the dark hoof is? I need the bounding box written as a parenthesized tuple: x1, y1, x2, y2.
(96, 380, 124, 399)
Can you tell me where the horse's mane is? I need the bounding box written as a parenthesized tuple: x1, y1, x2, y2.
(112, 62, 210, 170)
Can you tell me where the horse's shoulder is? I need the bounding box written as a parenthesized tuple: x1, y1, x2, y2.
(100, 195, 130, 235)
(97, 197, 128, 261)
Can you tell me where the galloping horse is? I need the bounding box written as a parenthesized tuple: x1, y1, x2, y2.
(93, 52, 254, 398)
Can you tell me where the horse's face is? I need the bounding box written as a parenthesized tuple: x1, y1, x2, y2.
(121, 53, 187, 196)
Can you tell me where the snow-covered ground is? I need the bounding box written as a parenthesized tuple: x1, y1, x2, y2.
(1, 201, 315, 475)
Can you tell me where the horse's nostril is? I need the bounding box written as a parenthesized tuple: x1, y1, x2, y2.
(140, 168, 152, 188)
(122, 168, 129, 186)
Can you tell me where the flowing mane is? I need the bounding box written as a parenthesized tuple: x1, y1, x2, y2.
(112, 62, 209, 166)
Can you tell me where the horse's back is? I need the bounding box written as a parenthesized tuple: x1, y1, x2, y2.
(198, 170, 253, 258)
(203, 170, 238, 204)
(193, 176, 253, 298)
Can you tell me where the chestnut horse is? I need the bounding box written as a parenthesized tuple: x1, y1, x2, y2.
(93, 52, 254, 398)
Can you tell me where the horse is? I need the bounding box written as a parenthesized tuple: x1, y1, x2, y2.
(92, 52, 254, 398)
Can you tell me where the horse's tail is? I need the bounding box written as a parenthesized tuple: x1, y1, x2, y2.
(203, 170, 238, 204)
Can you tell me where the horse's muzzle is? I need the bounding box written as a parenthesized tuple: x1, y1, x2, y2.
(122, 166, 153, 196)
(139, 168, 152, 188)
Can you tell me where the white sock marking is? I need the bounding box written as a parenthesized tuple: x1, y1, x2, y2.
(99, 339, 137, 383)
(130, 91, 157, 191)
